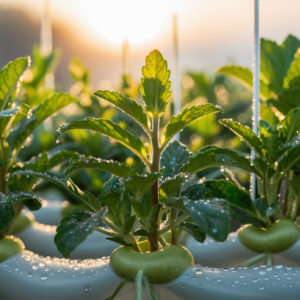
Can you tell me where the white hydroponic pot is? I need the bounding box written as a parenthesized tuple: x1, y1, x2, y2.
(18, 200, 118, 259)
(16, 221, 117, 259)
(186, 232, 300, 267)
(1, 250, 300, 300)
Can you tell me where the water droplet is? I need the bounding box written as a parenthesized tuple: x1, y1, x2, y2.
(259, 286, 264, 290)
(32, 265, 38, 270)
(259, 271, 266, 275)
(181, 284, 186, 289)
(198, 284, 203, 289)
(84, 285, 91, 293)
(195, 269, 203, 275)
(40, 274, 48, 281)
(275, 263, 283, 269)
(27, 272, 32, 278)
(253, 278, 258, 283)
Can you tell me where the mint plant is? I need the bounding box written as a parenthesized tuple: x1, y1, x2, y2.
(8, 50, 263, 298)
(217, 34, 300, 117)
(218, 108, 300, 265)
(0, 56, 78, 248)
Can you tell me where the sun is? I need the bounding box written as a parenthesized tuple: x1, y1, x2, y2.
(80, 0, 170, 44)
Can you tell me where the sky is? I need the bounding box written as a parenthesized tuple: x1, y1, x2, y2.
(1, 0, 300, 85)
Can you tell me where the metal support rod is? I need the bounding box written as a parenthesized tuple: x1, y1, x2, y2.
(40, 0, 54, 91)
(251, 0, 260, 201)
(173, 12, 180, 141)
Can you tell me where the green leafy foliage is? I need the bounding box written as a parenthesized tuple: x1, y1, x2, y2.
(278, 144, 300, 174)
(204, 180, 265, 227)
(8, 170, 100, 212)
(181, 183, 211, 200)
(55, 118, 149, 167)
(216, 65, 272, 100)
(165, 197, 230, 242)
(124, 170, 164, 199)
(8, 93, 77, 152)
(140, 50, 171, 118)
(278, 107, 300, 142)
(0, 56, 29, 110)
(55, 208, 106, 258)
(0, 191, 41, 231)
(219, 119, 263, 156)
(161, 104, 223, 147)
(253, 198, 278, 218)
(159, 174, 187, 202)
(65, 155, 133, 179)
(180, 146, 261, 177)
(177, 222, 206, 243)
(160, 141, 190, 179)
(94, 90, 150, 135)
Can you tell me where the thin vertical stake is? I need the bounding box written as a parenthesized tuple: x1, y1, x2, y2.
(40, 0, 54, 90)
(251, 0, 260, 200)
(173, 12, 180, 141)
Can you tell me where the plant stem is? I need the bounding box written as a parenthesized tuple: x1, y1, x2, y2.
(266, 252, 273, 266)
(158, 213, 189, 236)
(4, 201, 23, 235)
(149, 284, 161, 300)
(104, 279, 129, 300)
(170, 209, 178, 245)
(148, 116, 161, 252)
(136, 270, 143, 300)
(142, 275, 153, 300)
(93, 226, 120, 237)
(158, 235, 168, 247)
(241, 252, 267, 267)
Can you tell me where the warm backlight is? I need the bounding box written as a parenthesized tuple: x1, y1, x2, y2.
(80, 0, 169, 44)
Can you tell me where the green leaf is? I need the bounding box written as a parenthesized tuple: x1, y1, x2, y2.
(0, 56, 29, 110)
(140, 49, 171, 118)
(27, 46, 61, 89)
(55, 118, 149, 167)
(159, 174, 187, 203)
(261, 35, 300, 94)
(65, 155, 133, 179)
(0, 191, 42, 231)
(278, 107, 300, 143)
(177, 222, 206, 243)
(106, 237, 133, 247)
(131, 191, 152, 219)
(180, 147, 261, 177)
(204, 180, 265, 227)
(259, 120, 282, 162)
(161, 104, 223, 147)
(284, 49, 300, 88)
(94, 90, 150, 135)
(277, 144, 300, 174)
(11, 103, 31, 127)
(8, 93, 77, 153)
(8, 170, 100, 212)
(165, 197, 230, 242)
(121, 215, 136, 235)
(253, 198, 278, 218)
(0, 108, 23, 118)
(289, 175, 300, 196)
(99, 176, 131, 228)
(7, 150, 78, 192)
(181, 183, 211, 200)
(69, 57, 90, 85)
(216, 65, 272, 100)
(54, 208, 106, 258)
(160, 141, 191, 179)
(268, 86, 300, 116)
(124, 169, 164, 199)
(219, 119, 263, 156)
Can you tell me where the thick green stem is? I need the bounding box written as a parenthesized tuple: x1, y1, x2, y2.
(267, 252, 273, 266)
(104, 279, 129, 300)
(150, 284, 161, 300)
(148, 116, 161, 252)
(241, 252, 268, 267)
(136, 270, 143, 300)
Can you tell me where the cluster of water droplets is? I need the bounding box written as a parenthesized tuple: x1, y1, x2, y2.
(2, 250, 110, 294)
(178, 262, 300, 292)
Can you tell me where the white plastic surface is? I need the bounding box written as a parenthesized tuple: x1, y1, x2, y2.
(1, 251, 300, 300)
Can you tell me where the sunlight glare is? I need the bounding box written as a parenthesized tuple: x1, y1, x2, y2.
(80, 0, 169, 44)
